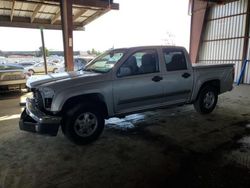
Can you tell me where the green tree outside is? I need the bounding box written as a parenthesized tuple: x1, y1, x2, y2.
(36, 46, 49, 57)
(87, 48, 101, 56)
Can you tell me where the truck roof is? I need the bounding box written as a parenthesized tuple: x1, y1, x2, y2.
(110, 45, 186, 51)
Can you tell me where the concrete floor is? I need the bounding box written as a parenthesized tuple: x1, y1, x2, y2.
(0, 85, 250, 188)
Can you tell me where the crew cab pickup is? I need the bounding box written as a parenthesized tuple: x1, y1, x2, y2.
(19, 46, 234, 144)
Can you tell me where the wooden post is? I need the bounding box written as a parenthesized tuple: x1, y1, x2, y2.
(40, 27, 48, 74)
(60, 0, 74, 71)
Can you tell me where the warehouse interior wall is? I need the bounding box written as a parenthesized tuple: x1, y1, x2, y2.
(196, 0, 250, 84)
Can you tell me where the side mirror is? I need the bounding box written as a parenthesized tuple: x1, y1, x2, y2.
(118, 66, 132, 77)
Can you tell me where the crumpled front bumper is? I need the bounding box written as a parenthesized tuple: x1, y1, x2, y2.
(19, 98, 61, 136)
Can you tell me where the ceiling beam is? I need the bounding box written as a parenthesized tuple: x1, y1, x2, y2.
(10, 0, 15, 22)
(30, 3, 43, 23)
(73, 9, 87, 21)
(81, 9, 107, 26)
(51, 9, 60, 24)
(0, 7, 55, 15)
(72, 0, 119, 10)
(200, 0, 238, 3)
(0, 15, 82, 30)
(1, 0, 119, 10)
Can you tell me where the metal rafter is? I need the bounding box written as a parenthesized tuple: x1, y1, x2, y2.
(10, 0, 15, 22)
(200, 0, 238, 3)
(30, 3, 43, 23)
(1, 0, 119, 10)
(0, 15, 82, 30)
(0, 0, 119, 30)
(0, 7, 55, 15)
(73, 9, 87, 21)
(51, 9, 60, 24)
(50, 0, 119, 9)
(81, 9, 107, 26)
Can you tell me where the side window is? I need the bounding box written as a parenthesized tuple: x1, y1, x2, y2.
(118, 50, 159, 77)
(163, 49, 187, 71)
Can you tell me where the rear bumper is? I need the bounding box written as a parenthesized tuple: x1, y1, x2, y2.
(19, 98, 61, 136)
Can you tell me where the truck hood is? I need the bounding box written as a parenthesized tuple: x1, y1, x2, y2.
(26, 71, 100, 88)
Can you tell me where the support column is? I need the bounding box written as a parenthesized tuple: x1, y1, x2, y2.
(60, 0, 74, 71)
(40, 27, 48, 74)
(240, 0, 250, 83)
(189, 0, 208, 64)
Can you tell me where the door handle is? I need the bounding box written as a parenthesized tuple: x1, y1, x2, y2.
(152, 76, 163, 82)
(182, 73, 191, 78)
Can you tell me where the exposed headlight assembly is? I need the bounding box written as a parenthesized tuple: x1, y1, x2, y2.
(39, 87, 54, 109)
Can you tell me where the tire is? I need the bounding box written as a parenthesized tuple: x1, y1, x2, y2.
(63, 104, 104, 145)
(193, 86, 218, 114)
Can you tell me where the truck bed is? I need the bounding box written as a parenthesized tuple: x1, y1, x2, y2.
(190, 63, 234, 102)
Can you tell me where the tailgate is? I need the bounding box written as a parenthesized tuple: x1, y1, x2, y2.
(191, 63, 234, 100)
(0, 70, 26, 81)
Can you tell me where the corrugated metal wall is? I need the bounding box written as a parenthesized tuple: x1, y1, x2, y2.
(198, 0, 250, 84)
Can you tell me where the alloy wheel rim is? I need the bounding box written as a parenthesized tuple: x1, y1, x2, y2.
(203, 91, 215, 109)
(74, 112, 98, 137)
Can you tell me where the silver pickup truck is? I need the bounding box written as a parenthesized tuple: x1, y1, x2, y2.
(19, 46, 234, 144)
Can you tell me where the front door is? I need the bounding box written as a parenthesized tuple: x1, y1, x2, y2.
(113, 49, 165, 114)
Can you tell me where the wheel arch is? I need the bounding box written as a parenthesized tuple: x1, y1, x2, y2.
(196, 79, 220, 100)
(61, 93, 109, 119)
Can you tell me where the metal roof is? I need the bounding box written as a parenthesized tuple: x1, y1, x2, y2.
(0, 0, 119, 30)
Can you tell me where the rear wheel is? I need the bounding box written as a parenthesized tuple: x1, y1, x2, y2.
(63, 104, 104, 145)
(194, 86, 218, 114)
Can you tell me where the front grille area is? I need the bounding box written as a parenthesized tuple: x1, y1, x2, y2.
(33, 90, 44, 111)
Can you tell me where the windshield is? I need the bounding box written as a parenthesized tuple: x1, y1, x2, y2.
(85, 49, 126, 73)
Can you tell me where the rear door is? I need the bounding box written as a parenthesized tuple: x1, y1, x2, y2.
(113, 49, 165, 114)
(161, 48, 193, 104)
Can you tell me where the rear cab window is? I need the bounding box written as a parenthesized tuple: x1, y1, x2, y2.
(163, 49, 187, 71)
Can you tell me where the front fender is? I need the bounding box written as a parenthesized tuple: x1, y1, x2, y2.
(50, 82, 114, 116)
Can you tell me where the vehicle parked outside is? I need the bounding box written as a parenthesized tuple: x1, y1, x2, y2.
(58, 57, 94, 72)
(0, 56, 7, 64)
(0, 63, 27, 91)
(24, 62, 60, 75)
(18, 61, 37, 68)
(19, 46, 234, 145)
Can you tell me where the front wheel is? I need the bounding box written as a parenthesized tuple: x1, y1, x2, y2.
(193, 86, 218, 114)
(63, 104, 104, 145)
